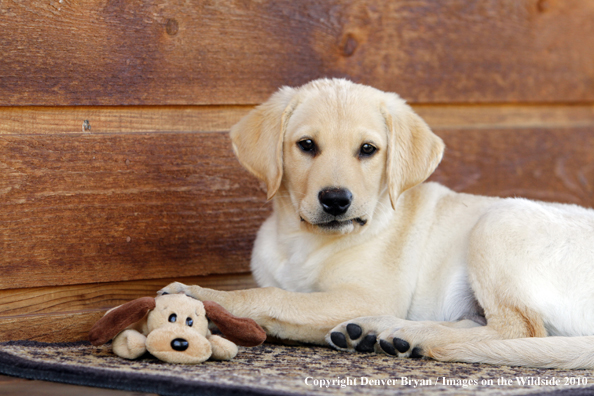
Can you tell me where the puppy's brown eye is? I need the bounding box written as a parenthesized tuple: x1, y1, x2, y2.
(297, 139, 316, 154)
(360, 143, 377, 157)
(168, 314, 177, 323)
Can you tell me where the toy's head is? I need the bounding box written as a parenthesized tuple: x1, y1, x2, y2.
(88, 293, 266, 364)
(145, 294, 212, 363)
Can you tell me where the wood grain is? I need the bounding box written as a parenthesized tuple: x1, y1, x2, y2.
(415, 104, 594, 131)
(430, 127, 594, 206)
(0, 106, 251, 135)
(2, 104, 594, 136)
(0, 310, 106, 343)
(0, 378, 157, 396)
(0, 132, 269, 289)
(0, 273, 257, 317)
(1, 0, 592, 106)
(0, 376, 28, 385)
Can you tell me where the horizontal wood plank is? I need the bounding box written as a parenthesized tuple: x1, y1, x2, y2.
(415, 104, 594, 131)
(0, 132, 268, 289)
(0, 310, 105, 343)
(2, 104, 594, 136)
(0, 0, 593, 105)
(0, 273, 257, 318)
(430, 127, 594, 205)
(0, 106, 251, 135)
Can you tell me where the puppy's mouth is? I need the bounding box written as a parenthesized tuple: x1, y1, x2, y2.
(300, 217, 367, 229)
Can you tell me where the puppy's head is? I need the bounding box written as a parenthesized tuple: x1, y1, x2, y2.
(230, 79, 444, 235)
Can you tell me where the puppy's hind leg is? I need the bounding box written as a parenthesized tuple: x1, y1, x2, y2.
(410, 205, 552, 364)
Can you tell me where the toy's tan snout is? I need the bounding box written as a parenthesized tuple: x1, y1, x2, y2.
(146, 324, 213, 364)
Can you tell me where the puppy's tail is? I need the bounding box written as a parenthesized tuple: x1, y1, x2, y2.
(427, 336, 594, 369)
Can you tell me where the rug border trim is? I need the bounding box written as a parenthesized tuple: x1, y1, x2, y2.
(0, 342, 301, 396)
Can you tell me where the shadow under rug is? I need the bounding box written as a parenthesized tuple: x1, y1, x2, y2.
(0, 340, 593, 396)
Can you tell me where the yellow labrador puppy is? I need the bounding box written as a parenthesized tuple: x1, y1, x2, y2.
(161, 79, 594, 369)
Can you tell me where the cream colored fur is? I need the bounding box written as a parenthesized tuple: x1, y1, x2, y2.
(161, 79, 594, 369)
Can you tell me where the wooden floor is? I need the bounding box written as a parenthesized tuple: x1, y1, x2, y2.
(0, 375, 157, 396)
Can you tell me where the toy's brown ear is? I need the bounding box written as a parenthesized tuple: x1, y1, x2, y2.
(88, 297, 156, 346)
(203, 301, 266, 347)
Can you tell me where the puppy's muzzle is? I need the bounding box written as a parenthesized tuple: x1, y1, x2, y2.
(318, 188, 352, 217)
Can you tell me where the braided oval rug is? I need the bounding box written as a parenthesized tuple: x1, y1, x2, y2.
(0, 340, 593, 396)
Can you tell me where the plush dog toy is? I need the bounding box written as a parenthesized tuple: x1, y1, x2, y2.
(88, 293, 266, 364)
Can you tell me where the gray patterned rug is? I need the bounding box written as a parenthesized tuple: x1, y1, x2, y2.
(0, 340, 593, 395)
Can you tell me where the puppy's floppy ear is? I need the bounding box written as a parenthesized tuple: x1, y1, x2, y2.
(382, 95, 445, 209)
(203, 301, 266, 347)
(230, 87, 299, 200)
(88, 297, 156, 346)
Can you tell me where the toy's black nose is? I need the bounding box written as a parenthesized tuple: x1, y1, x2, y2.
(319, 188, 352, 216)
(171, 338, 189, 351)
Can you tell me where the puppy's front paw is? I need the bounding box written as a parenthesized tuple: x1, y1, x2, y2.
(326, 316, 405, 354)
(376, 322, 450, 359)
(158, 281, 189, 296)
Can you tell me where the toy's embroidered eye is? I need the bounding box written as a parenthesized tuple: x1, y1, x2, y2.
(186, 317, 193, 327)
(168, 314, 177, 323)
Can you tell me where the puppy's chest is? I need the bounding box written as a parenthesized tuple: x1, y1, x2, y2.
(271, 237, 331, 293)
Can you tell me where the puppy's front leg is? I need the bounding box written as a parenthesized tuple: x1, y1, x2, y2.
(159, 282, 386, 345)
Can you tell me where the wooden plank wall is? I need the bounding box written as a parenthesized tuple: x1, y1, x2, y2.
(1, 0, 593, 342)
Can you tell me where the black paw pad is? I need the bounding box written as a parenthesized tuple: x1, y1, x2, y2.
(330, 332, 348, 349)
(346, 324, 362, 340)
(379, 339, 396, 355)
(410, 347, 424, 359)
(393, 338, 410, 353)
(355, 334, 376, 353)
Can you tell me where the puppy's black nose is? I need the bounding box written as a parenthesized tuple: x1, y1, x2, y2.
(318, 188, 352, 216)
(171, 338, 189, 351)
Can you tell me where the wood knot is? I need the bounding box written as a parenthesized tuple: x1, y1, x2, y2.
(342, 34, 358, 57)
(166, 19, 179, 36)
(537, 0, 549, 13)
